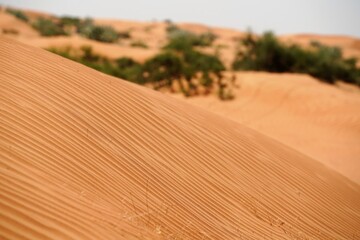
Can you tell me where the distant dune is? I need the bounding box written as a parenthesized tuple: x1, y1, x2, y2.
(1, 37, 360, 239)
(2, 8, 360, 67)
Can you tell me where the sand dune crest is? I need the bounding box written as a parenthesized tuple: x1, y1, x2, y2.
(1, 37, 360, 239)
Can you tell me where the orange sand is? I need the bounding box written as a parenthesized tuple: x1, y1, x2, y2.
(175, 72, 360, 184)
(1, 37, 360, 239)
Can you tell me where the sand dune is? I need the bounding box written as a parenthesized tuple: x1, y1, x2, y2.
(0, 11, 39, 38)
(176, 72, 360, 184)
(1, 37, 360, 239)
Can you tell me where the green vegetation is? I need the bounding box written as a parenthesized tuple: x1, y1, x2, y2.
(59, 16, 81, 28)
(232, 31, 360, 85)
(48, 38, 234, 99)
(44, 20, 234, 99)
(143, 30, 233, 98)
(57, 16, 81, 35)
(77, 18, 119, 43)
(47, 46, 142, 83)
(142, 52, 184, 90)
(114, 57, 143, 82)
(166, 24, 217, 48)
(6, 8, 29, 22)
(87, 25, 119, 43)
(29, 15, 124, 42)
(32, 17, 67, 36)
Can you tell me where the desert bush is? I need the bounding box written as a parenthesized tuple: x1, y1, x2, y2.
(153, 24, 229, 96)
(58, 16, 81, 34)
(77, 18, 119, 43)
(184, 50, 224, 74)
(114, 57, 143, 82)
(118, 31, 131, 39)
(116, 57, 139, 69)
(305, 42, 360, 84)
(47, 46, 76, 61)
(142, 52, 184, 89)
(144, 34, 227, 96)
(198, 31, 217, 46)
(130, 40, 148, 48)
(88, 25, 119, 43)
(48, 46, 143, 83)
(77, 18, 94, 37)
(232, 31, 360, 85)
(232, 32, 294, 72)
(32, 17, 66, 36)
(59, 16, 81, 27)
(48, 45, 115, 73)
(48, 41, 231, 99)
(2, 28, 19, 35)
(185, 50, 227, 95)
(80, 46, 101, 62)
(166, 24, 216, 49)
(6, 8, 28, 22)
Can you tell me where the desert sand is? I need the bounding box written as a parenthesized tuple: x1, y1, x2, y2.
(1, 37, 360, 239)
(175, 72, 360, 184)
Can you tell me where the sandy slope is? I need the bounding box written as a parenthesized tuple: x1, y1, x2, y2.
(176, 72, 360, 184)
(0, 11, 39, 38)
(1, 37, 360, 239)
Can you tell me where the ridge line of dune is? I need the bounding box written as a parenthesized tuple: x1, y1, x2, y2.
(1, 37, 360, 239)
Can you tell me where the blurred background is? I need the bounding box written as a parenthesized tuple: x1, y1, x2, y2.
(1, 0, 359, 37)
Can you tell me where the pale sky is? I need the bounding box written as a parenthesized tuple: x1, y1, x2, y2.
(1, 0, 359, 37)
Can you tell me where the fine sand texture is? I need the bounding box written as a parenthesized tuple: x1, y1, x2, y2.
(1, 37, 360, 239)
(175, 72, 360, 184)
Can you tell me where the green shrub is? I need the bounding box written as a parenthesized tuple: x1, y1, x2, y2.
(144, 32, 226, 95)
(77, 18, 94, 37)
(232, 31, 360, 85)
(165, 24, 216, 49)
(59, 16, 81, 32)
(165, 27, 197, 50)
(48, 40, 231, 99)
(32, 17, 66, 36)
(116, 57, 139, 69)
(58, 16, 81, 34)
(198, 31, 217, 46)
(6, 8, 28, 22)
(232, 32, 293, 72)
(88, 25, 119, 43)
(59, 16, 81, 27)
(77, 18, 119, 43)
(80, 46, 100, 62)
(48, 46, 143, 83)
(184, 50, 225, 73)
(114, 57, 143, 82)
(142, 52, 184, 89)
(47, 47, 73, 59)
